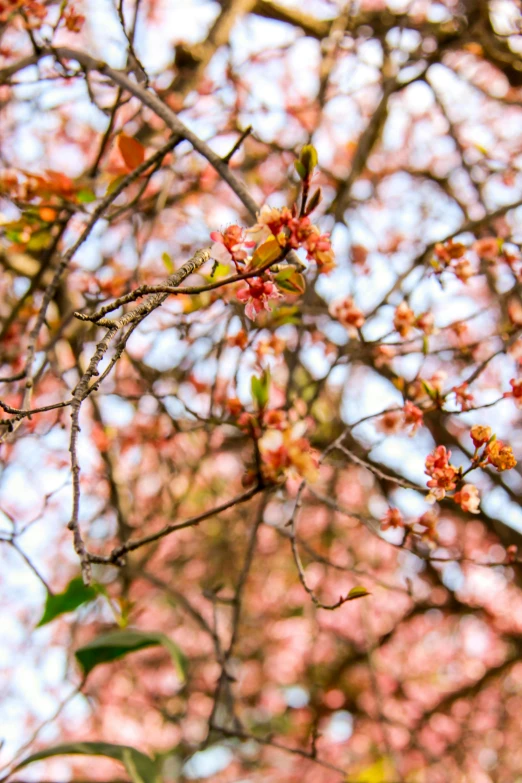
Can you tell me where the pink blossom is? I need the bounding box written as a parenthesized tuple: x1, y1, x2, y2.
(237, 277, 281, 320)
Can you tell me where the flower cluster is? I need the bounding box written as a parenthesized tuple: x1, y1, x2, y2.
(329, 296, 365, 330)
(393, 303, 435, 338)
(469, 424, 517, 472)
(424, 427, 517, 512)
(433, 239, 474, 282)
(249, 205, 335, 273)
(380, 507, 439, 542)
(237, 405, 319, 485)
(258, 421, 319, 484)
(63, 4, 85, 31)
(381, 507, 404, 531)
(376, 402, 424, 437)
(486, 440, 517, 472)
(403, 401, 424, 435)
(452, 382, 474, 411)
(210, 203, 335, 321)
(394, 302, 415, 338)
(473, 237, 500, 262)
(425, 445, 459, 502)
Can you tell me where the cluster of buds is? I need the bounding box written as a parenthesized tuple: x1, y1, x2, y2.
(62, 4, 85, 31)
(258, 421, 319, 484)
(381, 507, 404, 531)
(393, 303, 435, 339)
(329, 296, 365, 330)
(239, 406, 318, 485)
(452, 382, 474, 412)
(433, 239, 474, 283)
(381, 508, 439, 542)
(504, 378, 522, 409)
(470, 425, 517, 472)
(376, 401, 424, 437)
(473, 237, 501, 262)
(0, 0, 46, 23)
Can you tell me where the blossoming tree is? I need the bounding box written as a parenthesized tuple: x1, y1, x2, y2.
(2, 1, 522, 781)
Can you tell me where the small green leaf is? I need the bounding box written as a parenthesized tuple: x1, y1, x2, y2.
(421, 379, 437, 400)
(77, 188, 96, 203)
(251, 369, 271, 410)
(347, 586, 370, 600)
(37, 577, 99, 628)
(269, 304, 301, 326)
(352, 755, 394, 782)
(275, 267, 305, 295)
(294, 160, 307, 180)
(306, 187, 322, 213)
(12, 742, 160, 783)
(106, 174, 126, 195)
(299, 144, 318, 175)
(204, 262, 229, 281)
(27, 231, 51, 251)
(162, 251, 174, 274)
(250, 236, 282, 269)
(75, 629, 187, 681)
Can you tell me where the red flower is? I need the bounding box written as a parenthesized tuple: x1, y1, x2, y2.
(473, 237, 499, 261)
(403, 401, 423, 435)
(381, 508, 404, 531)
(506, 378, 522, 408)
(453, 382, 474, 411)
(470, 425, 492, 448)
(237, 277, 281, 320)
(394, 302, 415, 338)
(330, 296, 365, 329)
(486, 440, 517, 471)
(210, 224, 254, 265)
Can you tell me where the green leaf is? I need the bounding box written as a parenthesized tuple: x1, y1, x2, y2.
(12, 742, 160, 783)
(352, 756, 394, 782)
(77, 188, 96, 203)
(299, 144, 318, 176)
(306, 187, 322, 213)
(251, 369, 271, 410)
(347, 586, 370, 600)
(294, 160, 307, 180)
(250, 236, 282, 269)
(421, 379, 437, 400)
(75, 629, 187, 681)
(275, 266, 305, 295)
(269, 304, 301, 326)
(27, 231, 51, 251)
(106, 174, 126, 195)
(162, 251, 174, 274)
(37, 577, 99, 628)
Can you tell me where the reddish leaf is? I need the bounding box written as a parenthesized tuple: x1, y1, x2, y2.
(117, 134, 146, 171)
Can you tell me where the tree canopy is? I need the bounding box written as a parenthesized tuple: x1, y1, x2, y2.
(2, 1, 522, 781)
